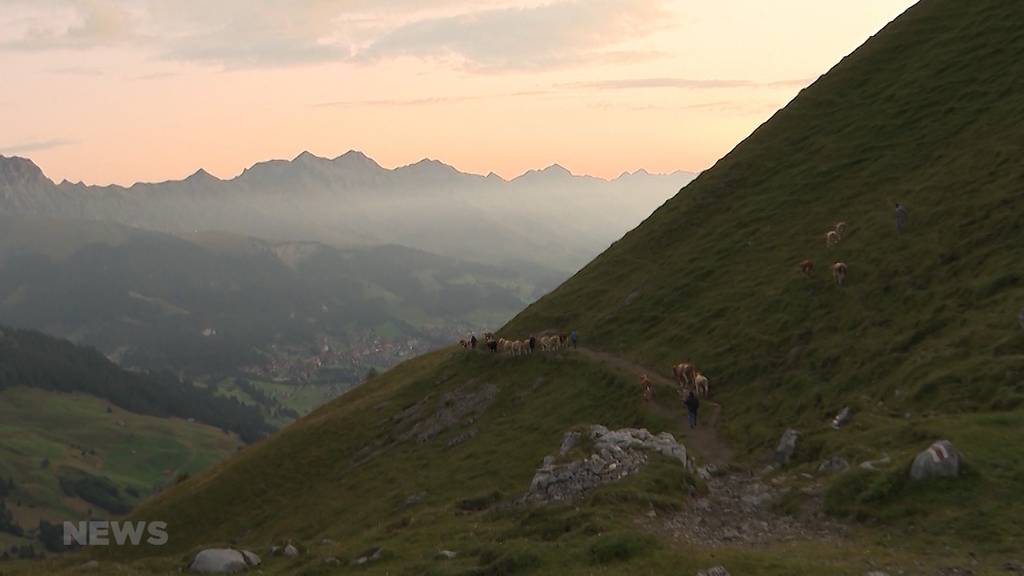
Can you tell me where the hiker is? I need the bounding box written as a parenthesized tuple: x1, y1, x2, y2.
(640, 375, 653, 402)
(470, 334, 478, 349)
(895, 202, 908, 234)
(570, 330, 578, 349)
(684, 388, 700, 429)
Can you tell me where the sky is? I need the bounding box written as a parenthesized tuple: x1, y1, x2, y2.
(0, 0, 918, 186)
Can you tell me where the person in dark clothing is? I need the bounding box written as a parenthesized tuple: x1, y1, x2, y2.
(488, 339, 498, 352)
(684, 389, 700, 429)
(895, 202, 908, 234)
(470, 335, 478, 349)
(570, 330, 578, 349)
(528, 336, 536, 353)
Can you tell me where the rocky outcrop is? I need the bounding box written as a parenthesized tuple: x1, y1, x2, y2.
(910, 440, 961, 480)
(524, 426, 687, 504)
(831, 407, 851, 429)
(818, 456, 849, 474)
(189, 548, 261, 573)
(697, 567, 731, 576)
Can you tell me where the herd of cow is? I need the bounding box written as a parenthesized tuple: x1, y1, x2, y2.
(459, 333, 573, 355)
(799, 221, 849, 286)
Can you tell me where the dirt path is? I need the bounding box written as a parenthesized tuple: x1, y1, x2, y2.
(574, 347, 733, 467)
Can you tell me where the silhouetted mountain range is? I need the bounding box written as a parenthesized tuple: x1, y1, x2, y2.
(0, 153, 695, 271)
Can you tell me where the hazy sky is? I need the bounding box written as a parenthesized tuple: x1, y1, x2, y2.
(0, 0, 917, 185)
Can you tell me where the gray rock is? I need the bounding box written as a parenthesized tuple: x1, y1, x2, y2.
(352, 547, 383, 565)
(831, 406, 852, 429)
(559, 431, 581, 456)
(697, 566, 731, 576)
(910, 440, 961, 480)
(283, 543, 299, 557)
(323, 557, 341, 566)
(239, 550, 260, 567)
(818, 456, 849, 474)
(189, 549, 251, 573)
(774, 429, 799, 466)
(859, 455, 891, 471)
(436, 550, 458, 560)
(524, 426, 687, 503)
(77, 560, 100, 571)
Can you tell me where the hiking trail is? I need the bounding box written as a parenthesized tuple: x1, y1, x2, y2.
(575, 347, 733, 467)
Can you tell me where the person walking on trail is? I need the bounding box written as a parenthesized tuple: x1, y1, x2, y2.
(570, 330, 578, 349)
(895, 202, 908, 234)
(684, 389, 700, 429)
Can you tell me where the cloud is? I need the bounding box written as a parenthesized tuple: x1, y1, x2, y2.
(313, 89, 550, 108)
(360, 0, 672, 71)
(560, 77, 814, 91)
(2, 0, 664, 71)
(0, 138, 79, 154)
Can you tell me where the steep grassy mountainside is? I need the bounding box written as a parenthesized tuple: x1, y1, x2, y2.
(9, 0, 1024, 573)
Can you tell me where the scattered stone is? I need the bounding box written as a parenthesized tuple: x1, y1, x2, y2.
(283, 543, 299, 557)
(189, 549, 259, 573)
(774, 429, 799, 466)
(697, 464, 718, 481)
(859, 455, 891, 471)
(323, 557, 341, 566)
(446, 427, 478, 448)
(559, 431, 581, 456)
(910, 440, 961, 480)
(351, 547, 383, 566)
(77, 560, 100, 571)
(435, 550, 458, 560)
(523, 426, 687, 503)
(697, 566, 731, 576)
(818, 456, 849, 474)
(831, 406, 852, 429)
(404, 493, 425, 507)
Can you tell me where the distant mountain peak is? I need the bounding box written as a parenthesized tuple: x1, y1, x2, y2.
(186, 168, 220, 183)
(0, 155, 52, 188)
(293, 150, 325, 163)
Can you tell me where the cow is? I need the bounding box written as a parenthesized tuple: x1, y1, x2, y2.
(832, 262, 848, 286)
(800, 259, 814, 276)
(826, 230, 841, 248)
(694, 372, 710, 398)
(672, 362, 697, 388)
(640, 375, 653, 402)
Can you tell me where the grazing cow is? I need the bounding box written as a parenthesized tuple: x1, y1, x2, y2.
(543, 335, 557, 351)
(559, 334, 568, 349)
(826, 230, 841, 248)
(800, 259, 814, 276)
(459, 339, 468, 349)
(694, 373, 710, 398)
(487, 339, 498, 352)
(834, 221, 848, 237)
(640, 375, 653, 402)
(511, 340, 522, 356)
(672, 363, 697, 388)
(832, 262, 848, 286)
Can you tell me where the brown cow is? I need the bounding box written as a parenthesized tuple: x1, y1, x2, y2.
(672, 362, 697, 388)
(640, 375, 653, 402)
(832, 262, 848, 286)
(799, 259, 814, 276)
(694, 372, 710, 398)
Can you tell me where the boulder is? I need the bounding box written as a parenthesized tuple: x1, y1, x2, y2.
(239, 550, 260, 567)
(189, 549, 259, 573)
(697, 567, 731, 576)
(818, 456, 849, 474)
(910, 440, 961, 480)
(436, 550, 458, 560)
(351, 547, 383, 565)
(774, 429, 799, 466)
(559, 431, 581, 456)
(831, 406, 852, 429)
(283, 543, 299, 557)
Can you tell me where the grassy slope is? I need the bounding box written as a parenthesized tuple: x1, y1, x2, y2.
(0, 388, 241, 528)
(502, 0, 1024, 555)
(11, 0, 1024, 573)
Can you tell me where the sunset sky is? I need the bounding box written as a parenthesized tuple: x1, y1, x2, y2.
(0, 0, 917, 186)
